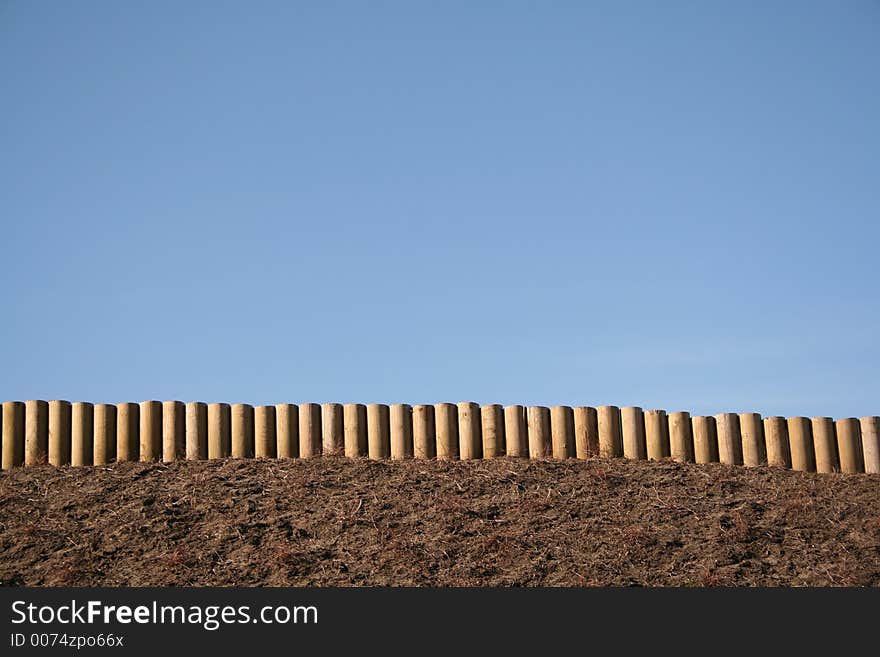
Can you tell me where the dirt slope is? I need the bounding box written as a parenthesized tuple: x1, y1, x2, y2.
(1, 457, 878, 586)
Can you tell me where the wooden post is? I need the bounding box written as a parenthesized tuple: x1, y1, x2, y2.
(787, 417, 815, 472)
(763, 416, 791, 467)
(208, 403, 231, 459)
(573, 406, 599, 459)
(231, 403, 254, 459)
(2, 401, 25, 469)
(835, 418, 863, 474)
(434, 403, 459, 460)
(390, 403, 413, 460)
(861, 416, 880, 474)
(367, 403, 390, 459)
(457, 402, 482, 460)
(321, 403, 344, 455)
(25, 400, 49, 466)
(412, 404, 436, 459)
(185, 402, 208, 460)
(621, 406, 647, 460)
(597, 405, 622, 458)
(668, 411, 693, 463)
(343, 403, 366, 458)
(298, 403, 322, 458)
(550, 406, 575, 459)
(738, 413, 765, 467)
(692, 416, 718, 464)
(71, 401, 94, 467)
(715, 413, 743, 466)
(116, 402, 139, 462)
(162, 400, 185, 462)
(644, 409, 669, 461)
(48, 400, 72, 466)
(811, 417, 838, 473)
(275, 403, 298, 459)
(93, 403, 117, 465)
(504, 405, 528, 457)
(527, 406, 551, 459)
(139, 401, 162, 462)
(255, 405, 277, 458)
(481, 404, 504, 458)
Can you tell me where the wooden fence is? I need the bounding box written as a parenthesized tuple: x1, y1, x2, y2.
(1, 400, 878, 474)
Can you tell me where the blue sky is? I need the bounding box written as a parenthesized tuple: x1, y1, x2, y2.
(2, 1, 878, 418)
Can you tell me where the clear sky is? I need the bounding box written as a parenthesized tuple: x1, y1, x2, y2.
(2, 1, 878, 418)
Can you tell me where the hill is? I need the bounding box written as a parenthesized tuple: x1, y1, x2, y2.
(1, 457, 878, 586)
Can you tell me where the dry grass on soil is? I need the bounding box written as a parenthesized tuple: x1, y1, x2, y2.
(1, 457, 878, 586)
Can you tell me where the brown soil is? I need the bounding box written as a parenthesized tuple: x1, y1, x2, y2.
(1, 457, 878, 586)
